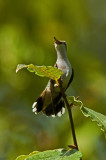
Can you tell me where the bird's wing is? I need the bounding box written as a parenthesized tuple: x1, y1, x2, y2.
(66, 68, 74, 90)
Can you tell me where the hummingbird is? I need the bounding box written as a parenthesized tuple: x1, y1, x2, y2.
(32, 37, 74, 117)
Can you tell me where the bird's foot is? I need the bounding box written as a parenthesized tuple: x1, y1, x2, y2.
(54, 83, 58, 87)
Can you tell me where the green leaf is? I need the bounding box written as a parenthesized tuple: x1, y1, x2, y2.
(16, 64, 63, 82)
(67, 96, 106, 137)
(80, 106, 106, 136)
(16, 149, 82, 160)
(16, 151, 39, 160)
(67, 96, 83, 107)
(16, 64, 28, 73)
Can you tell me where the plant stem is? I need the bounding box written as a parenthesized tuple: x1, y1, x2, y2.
(58, 79, 79, 150)
(65, 96, 79, 150)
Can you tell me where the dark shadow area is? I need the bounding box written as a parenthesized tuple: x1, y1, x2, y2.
(60, 149, 78, 157)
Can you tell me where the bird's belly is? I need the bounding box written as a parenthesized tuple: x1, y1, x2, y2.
(62, 70, 71, 89)
(58, 65, 71, 89)
(57, 59, 72, 87)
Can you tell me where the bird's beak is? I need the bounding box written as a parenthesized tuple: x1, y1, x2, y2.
(54, 37, 62, 45)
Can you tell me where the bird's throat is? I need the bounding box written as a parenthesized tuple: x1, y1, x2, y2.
(56, 50, 68, 61)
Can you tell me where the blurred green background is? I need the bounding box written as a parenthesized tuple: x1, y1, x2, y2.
(0, 0, 106, 160)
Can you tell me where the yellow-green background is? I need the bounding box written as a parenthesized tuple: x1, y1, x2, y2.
(0, 0, 106, 160)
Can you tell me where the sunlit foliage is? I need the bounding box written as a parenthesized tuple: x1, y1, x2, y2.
(0, 0, 106, 160)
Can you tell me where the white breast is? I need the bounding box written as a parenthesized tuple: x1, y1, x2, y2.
(56, 58, 72, 89)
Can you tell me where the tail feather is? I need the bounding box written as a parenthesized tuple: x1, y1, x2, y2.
(55, 99, 65, 115)
(32, 96, 44, 114)
(43, 98, 65, 117)
(32, 91, 65, 117)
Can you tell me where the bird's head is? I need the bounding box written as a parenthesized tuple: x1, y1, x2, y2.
(54, 37, 67, 53)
